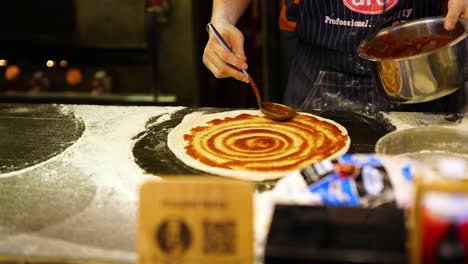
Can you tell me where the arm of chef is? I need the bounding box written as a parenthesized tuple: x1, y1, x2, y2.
(202, 0, 251, 83)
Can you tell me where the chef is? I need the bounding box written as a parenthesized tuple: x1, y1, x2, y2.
(203, 0, 468, 112)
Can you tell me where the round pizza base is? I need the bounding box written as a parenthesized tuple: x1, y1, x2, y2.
(167, 110, 350, 181)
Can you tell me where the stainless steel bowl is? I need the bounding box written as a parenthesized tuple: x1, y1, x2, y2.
(375, 126, 468, 179)
(358, 17, 467, 104)
(375, 126, 468, 156)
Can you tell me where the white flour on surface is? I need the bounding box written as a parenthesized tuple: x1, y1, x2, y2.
(1, 107, 467, 264)
(382, 112, 468, 130)
(155, 112, 172, 124)
(1, 234, 133, 263)
(68, 105, 184, 191)
(0, 104, 185, 263)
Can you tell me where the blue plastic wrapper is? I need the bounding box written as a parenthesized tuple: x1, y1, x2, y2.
(309, 174, 360, 207)
(273, 154, 422, 208)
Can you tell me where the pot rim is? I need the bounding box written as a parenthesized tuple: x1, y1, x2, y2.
(375, 126, 468, 154)
(357, 16, 468, 62)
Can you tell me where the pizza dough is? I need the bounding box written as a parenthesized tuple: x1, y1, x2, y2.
(168, 110, 350, 181)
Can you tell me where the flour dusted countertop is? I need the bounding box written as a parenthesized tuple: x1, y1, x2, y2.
(0, 103, 466, 263)
(0, 104, 182, 263)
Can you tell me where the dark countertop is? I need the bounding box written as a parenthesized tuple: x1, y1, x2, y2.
(0, 103, 466, 263)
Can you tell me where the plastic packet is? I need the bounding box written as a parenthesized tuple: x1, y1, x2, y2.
(271, 154, 435, 209)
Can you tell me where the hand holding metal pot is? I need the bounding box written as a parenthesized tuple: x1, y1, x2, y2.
(444, 0, 468, 30)
(357, 17, 467, 104)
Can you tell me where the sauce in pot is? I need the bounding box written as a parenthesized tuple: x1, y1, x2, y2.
(365, 33, 454, 59)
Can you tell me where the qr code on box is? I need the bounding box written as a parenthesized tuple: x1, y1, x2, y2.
(203, 220, 236, 254)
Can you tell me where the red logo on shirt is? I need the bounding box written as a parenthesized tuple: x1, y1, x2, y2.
(343, 0, 398, 15)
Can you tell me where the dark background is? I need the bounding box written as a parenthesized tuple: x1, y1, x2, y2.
(0, 0, 290, 107)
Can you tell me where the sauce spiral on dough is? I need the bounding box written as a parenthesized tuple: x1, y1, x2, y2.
(183, 113, 349, 172)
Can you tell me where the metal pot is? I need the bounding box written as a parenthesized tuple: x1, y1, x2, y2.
(357, 17, 467, 104)
(375, 126, 468, 156)
(375, 126, 468, 178)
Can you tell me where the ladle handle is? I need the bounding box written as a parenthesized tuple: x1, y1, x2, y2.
(207, 23, 263, 105)
(206, 23, 249, 78)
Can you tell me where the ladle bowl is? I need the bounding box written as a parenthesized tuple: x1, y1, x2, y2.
(246, 75, 296, 121)
(260, 102, 297, 121)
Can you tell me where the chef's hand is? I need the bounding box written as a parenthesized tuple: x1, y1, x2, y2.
(445, 0, 468, 30)
(203, 23, 249, 83)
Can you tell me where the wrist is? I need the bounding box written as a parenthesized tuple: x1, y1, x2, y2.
(210, 0, 250, 27)
(210, 17, 234, 27)
(210, 8, 241, 27)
